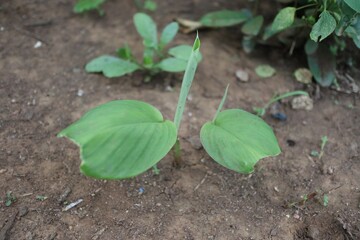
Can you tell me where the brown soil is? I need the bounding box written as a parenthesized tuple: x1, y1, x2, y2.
(1, 1, 359, 239)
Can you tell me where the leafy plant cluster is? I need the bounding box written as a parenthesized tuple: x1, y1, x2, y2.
(58, 36, 281, 179)
(86, 13, 202, 81)
(178, 0, 360, 87)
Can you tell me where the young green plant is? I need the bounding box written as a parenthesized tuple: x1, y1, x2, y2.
(86, 13, 202, 82)
(58, 35, 281, 179)
(74, 0, 106, 15)
(253, 90, 309, 117)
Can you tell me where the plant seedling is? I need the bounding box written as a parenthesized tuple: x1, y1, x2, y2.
(4, 191, 16, 207)
(134, 0, 157, 12)
(85, 13, 202, 82)
(74, 0, 106, 15)
(253, 90, 309, 117)
(58, 35, 280, 179)
(310, 135, 328, 159)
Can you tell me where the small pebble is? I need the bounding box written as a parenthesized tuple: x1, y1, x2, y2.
(34, 41, 42, 49)
(271, 112, 287, 121)
(291, 95, 313, 111)
(77, 89, 84, 97)
(19, 206, 29, 217)
(235, 69, 249, 82)
(188, 136, 202, 150)
(138, 187, 145, 194)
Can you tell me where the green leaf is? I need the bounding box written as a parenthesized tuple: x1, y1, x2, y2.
(200, 9, 252, 27)
(117, 45, 133, 60)
(160, 22, 179, 47)
(344, 0, 360, 12)
(241, 16, 264, 36)
(144, 0, 157, 11)
(200, 109, 281, 173)
(156, 58, 188, 72)
(255, 65, 276, 78)
(74, 0, 106, 13)
(133, 13, 157, 48)
(168, 45, 202, 62)
(271, 7, 296, 33)
(310, 11, 337, 42)
(58, 100, 177, 179)
(305, 40, 336, 87)
(85, 55, 140, 78)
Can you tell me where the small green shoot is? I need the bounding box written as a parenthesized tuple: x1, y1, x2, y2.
(73, 0, 106, 15)
(253, 90, 309, 117)
(36, 195, 48, 201)
(58, 35, 280, 179)
(5, 191, 16, 207)
(323, 194, 329, 207)
(135, 0, 157, 11)
(86, 13, 201, 82)
(310, 150, 320, 157)
(319, 136, 328, 160)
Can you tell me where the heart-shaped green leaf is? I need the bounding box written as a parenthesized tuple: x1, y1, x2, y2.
(85, 55, 140, 78)
(134, 13, 158, 48)
(200, 109, 281, 173)
(58, 100, 177, 179)
(310, 11, 336, 42)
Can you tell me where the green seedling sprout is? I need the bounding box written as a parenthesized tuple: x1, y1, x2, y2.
(85, 13, 202, 82)
(310, 135, 328, 159)
(58, 35, 281, 179)
(73, 0, 106, 15)
(254, 90, 309, 117)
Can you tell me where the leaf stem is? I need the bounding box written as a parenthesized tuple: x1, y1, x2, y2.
(213, 84, 229, 122)
(172, 139, 181, 168)
(296, 3, 317, 11)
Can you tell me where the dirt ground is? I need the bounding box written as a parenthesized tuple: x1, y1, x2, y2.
(1, 0, 359, 239)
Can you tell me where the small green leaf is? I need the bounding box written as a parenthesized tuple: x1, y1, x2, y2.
(134, 13, 157, 48)
(323, 194, 329, 207)
(241, 16, 264, 36)
(294, 68, 312, 84)
(310, 11, 337, 42)
(305, 40, 336, 87)
(344, 0, 360, 12)
(74, 0, 105, 13)
(144, 0, 157, 11)
(58, 100, 177, 179)
(157, 58, 188, 72)
(117, 45, 133, 60)
(271, 7, 296, 33)
(200, 109, 281, 173)
(200, 9, 252, 27)
(85, 55, 140, 78)
(255, 65, 276, 78)
(168, 45, 202, 62)
(160, 22, 179, 47)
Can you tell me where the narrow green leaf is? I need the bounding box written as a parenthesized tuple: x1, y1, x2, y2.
(160, 22, 179, 47)
(134, 13, 157, 48)
(85, 55, 140, 78)
(201, 109, 281, 173)
(255, 65, 276, 78)
(271, 7, 296, 33)
(200, 9, 252, 27)
(344, 0, 360, 12)
(74, 0, 105, 13)
(156, 58, 188, 72)
(310, 11, 337, 42)
(241, 16, 264, 36)
(305, 40, 336, 87)
(58, 100, 177, 179)
(168, 45, 203, 62)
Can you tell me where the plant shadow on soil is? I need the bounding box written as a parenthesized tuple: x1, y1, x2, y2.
(0, 1, 359, 239)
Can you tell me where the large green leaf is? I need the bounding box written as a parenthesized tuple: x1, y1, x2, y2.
(85, 55, 140, 78)
(160, 22, 179, 47)
(156, 58, 188, 72)
(200, 109, 281, 173)
(344, 0, 360, 12)
(168, 45, 203, 62)
(241, 16, 264, 36)
(73, 0, 105, 13)
(133, 13, 158, 48)
(58, 100, 177, 179)
(310, 11, 336, 42)
(271, 7, 296, 33)
(305, 40, 336, 87)
(200, 9, 252, 27)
